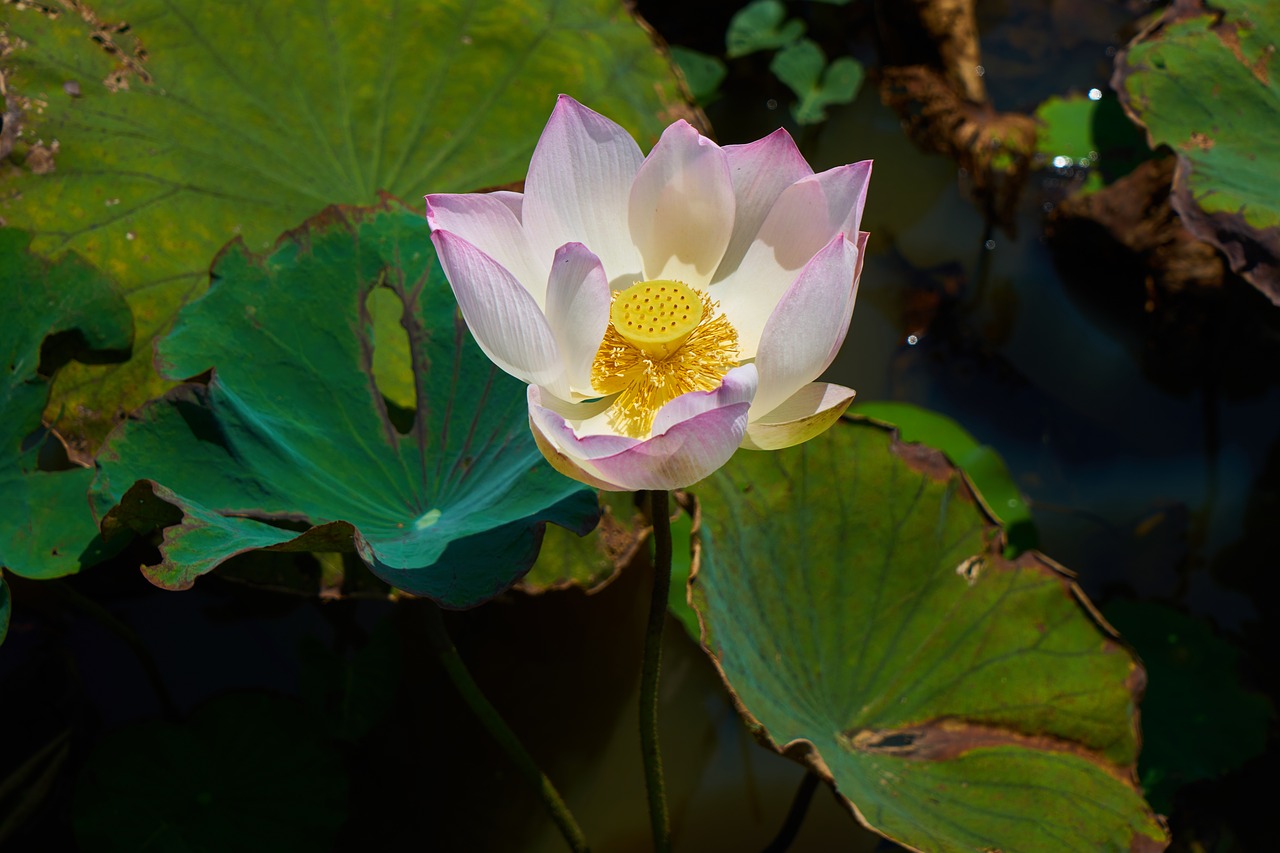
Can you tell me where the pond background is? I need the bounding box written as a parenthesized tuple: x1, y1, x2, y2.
(2, 0, 1275, 850)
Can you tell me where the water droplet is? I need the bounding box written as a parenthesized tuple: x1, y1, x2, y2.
(1088, 88, 1103, 101)
(126, 232, 136, 241)
(1106, 46, 1117, 57)
(1052, 155, 1071, 169)
(974, 65, 985, 77)
(1042, 201, 1054, 213)
(984, 239, 995, 250)
(765, 98, 778, 110)
(906, 334, 919, 346)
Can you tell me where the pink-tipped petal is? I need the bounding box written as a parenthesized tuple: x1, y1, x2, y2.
(588, 365, 757, 490)
(741, 382, 855, 450)
(425, 192, 547, 305)
(749, 235, 859, 418)
(715, 161, 873, 355)
(545, 243, 611, 395)
(821, 231, 869, 370)
(431, 229, 568, 397)
(628, 121, 736, 285)
(523, 95, 645, 284)
(529, 366, 758, 491)
(715, 128, 813, 281)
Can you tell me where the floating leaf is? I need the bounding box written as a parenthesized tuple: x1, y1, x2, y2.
(519, 491, 645, 594)
(770, 39, 864, 125)
(726, 0, 805, 58)
(853, 401, 1036, 555)
(670, 46, 727, 105)
(690, 417, 1168, 852)
(0, 229, 132, 580)
(1117, 0, 1280, 301)
(0, 0, 689, 448)
(74, 692, 347, 852)
(91, 203, 598, 608)
(1103, 599, 1272, 813)
(1033, 93, 1149, 194)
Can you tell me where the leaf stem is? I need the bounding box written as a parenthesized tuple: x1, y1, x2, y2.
(760, 771, 820, 853)
(641, 489, 673, 852)
(422, 602, 590, 853)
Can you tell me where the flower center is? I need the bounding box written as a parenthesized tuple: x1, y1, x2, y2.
(609, 280, 703, 358)
(591, 280, 739, 439)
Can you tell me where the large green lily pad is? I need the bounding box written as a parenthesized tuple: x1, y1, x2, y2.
(74, 692, 347, 852)
(1116, 0, 1280, 301)
(852, 401, 1037, 556)
(690, 417, 1168, 852)
(90, 202, 598, 608)
(0, 228, 132, 581)
(0, 0, 689, 449)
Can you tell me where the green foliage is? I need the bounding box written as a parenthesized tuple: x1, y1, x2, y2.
(0, 0, 689, 447)
(521, 491, 645, 593)
(726, 0, 806, 58)
(0, 229, 132, 581)
(90, 203, 598, 608)
(1118, 0, 1280, 297)
(666, 508, 700, 640)
(769, 39, 864, 126)
(853, 402, 1037, 555)
(691, 417, 1167, 852)
(1104, 600, 1273, 813)
(670, 46, 727, 105)
(1034, 93, 1152, 194)
(74, 693, 347, 852)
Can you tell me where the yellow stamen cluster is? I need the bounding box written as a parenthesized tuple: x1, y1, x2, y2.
(591, 280, 740, 438)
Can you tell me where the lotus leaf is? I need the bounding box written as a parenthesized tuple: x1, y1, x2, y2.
(691, 417, 1168, 852)
(91, 203, 597, 607)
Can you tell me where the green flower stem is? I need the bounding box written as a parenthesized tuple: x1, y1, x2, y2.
(760, 771, 819, 853)
(640, 489, 673, 852)
(422, 602, 590, 853)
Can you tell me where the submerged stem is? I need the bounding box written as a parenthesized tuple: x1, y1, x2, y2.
(423, 602, 590, 853)
(760, 771, 820, 853)
(640, 489, 673, 852)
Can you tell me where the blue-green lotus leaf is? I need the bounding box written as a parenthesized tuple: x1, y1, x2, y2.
(0, 228, 132, 582)
(91, 203, 597, 608)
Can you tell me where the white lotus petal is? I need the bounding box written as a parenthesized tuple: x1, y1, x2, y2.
(715, 128, 813, 281)
(430, 229, 569, 398)
(544, 242, 610, 396)
(741, 382, 855, 450)
(425, 192, 547, 305)
(715, 161, 872, 355)
(628, 121, 735, 286)
(750, 235, 858, 417)
(523, 95, 645, 286)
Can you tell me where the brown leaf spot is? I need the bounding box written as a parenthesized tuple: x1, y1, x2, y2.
(1213, 19, 1272, 86)
(1184, 131, 1214, 151)
(24, 141, 58, 174)
(840, 719, 1139, 782)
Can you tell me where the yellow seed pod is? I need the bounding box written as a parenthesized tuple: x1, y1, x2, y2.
(609, 280, 704, 358)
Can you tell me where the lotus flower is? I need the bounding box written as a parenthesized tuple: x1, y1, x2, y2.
(425, 96, 870, 491)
